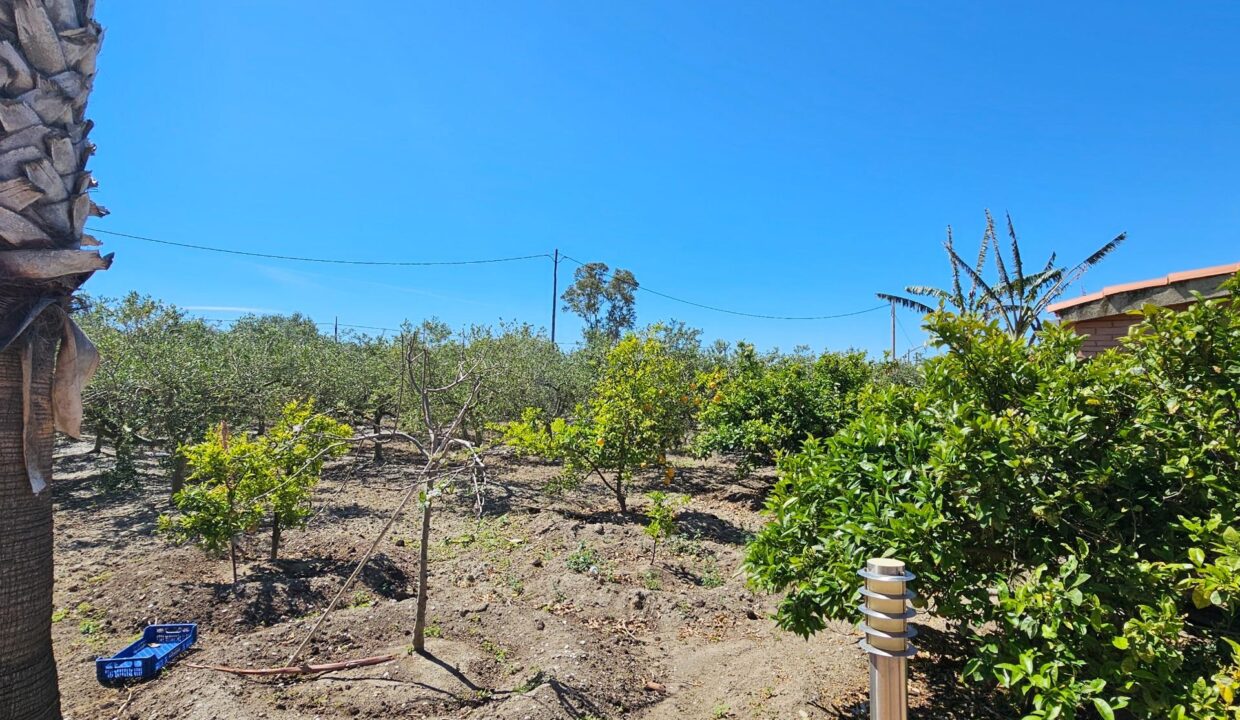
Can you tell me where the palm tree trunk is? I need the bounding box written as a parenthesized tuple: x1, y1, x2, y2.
(0, 318, 60, 720)
(0, 2, 108, 717)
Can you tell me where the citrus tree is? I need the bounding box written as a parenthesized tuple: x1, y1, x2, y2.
(502, 329, 694, 512)
(643, 491, 689, 564)
(261, 399, 352, 559)
(161, 400, 352, 578)
(159, 423, 269, 584)
(746, 278, 1240, 719)
(693, 343, 874, 472)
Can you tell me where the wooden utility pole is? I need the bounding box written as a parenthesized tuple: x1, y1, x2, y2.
(334, 316, 339, 342)
(889, 299, 896, 361)
(550, 248, 560, 345)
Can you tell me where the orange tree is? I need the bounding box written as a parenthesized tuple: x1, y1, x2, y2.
(502, 328, 694, 512)
(692, 343, 874, 474)
(160, 400, 351, 577)
(745, 279, 1240, 719)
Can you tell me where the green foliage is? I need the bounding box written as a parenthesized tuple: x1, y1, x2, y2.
(159, 400, 351, 563)
(79, 294, 619, 490)
(878, 210, 1126, 336)
(159, 424, 268, 556)
(643, 491, 689, 563)
(79, 293, 227, 487)
(699, 560, 725, 588)
(1182, 517, 1240, 613)
(692, 343, 874, 471)
(561, 261, 638, 341)
(261, 400, 353, 544)
(501, 329, 694, 511)
(566, 542, 598, 573)
(746, 277, 1240, 719)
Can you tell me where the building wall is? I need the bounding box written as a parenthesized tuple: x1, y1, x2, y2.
(1067, 301, 1195, 356)
(1070, 315, 1142, 356)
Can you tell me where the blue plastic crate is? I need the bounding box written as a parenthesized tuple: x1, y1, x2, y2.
(96, 623, 197, 685)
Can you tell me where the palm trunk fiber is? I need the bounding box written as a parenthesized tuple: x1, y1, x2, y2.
(0, 318, 61, 720)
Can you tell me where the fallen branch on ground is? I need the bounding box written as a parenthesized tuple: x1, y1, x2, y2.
(186, 654, 396, 676)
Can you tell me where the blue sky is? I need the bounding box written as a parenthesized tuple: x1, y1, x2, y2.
(84, 2, 1240, 356)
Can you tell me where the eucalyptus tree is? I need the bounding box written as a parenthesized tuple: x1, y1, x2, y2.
(878, 211, 1126, 336)
(561, 261, 638, 341)
(0, 2, 108, 717)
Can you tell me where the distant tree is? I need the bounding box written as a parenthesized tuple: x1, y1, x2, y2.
(562, 262, 638, 341)
(878, 211, 1126, 336)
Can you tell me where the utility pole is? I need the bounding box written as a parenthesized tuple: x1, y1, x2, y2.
(550, 248, 560, 345)
(889, 299, 896, 362)
(334, 316, 339, 343)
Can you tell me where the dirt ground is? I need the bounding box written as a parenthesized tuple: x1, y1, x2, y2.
(49, 439, 1002, 720)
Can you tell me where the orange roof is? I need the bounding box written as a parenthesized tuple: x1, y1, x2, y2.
(1047, 261, 1240, 315)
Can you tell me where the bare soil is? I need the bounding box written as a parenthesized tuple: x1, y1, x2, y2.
(49, 440, 1003, 719)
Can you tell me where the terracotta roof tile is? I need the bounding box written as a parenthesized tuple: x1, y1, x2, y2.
(1048, 261, 1240, 315)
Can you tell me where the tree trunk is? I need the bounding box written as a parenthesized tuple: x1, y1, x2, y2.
(412, 477, 433, 653)
(615, 474, 626, 513)
(372, 409, 384, 464)
(0, 320, 61, 720)
(170, 451, 187, 497)
(229, 537, 239, 586)
(270, 518, 281, 561)
(0, 2, 107, 716)
(90, 431, 103, 454)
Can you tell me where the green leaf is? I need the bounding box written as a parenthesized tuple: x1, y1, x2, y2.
(1111, 636, 1129, 650)
(1092, 698, 1115, 720)
(1187, 547, 1205, 566)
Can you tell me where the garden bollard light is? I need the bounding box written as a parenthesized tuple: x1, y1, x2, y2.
(858, 558, 917, 720)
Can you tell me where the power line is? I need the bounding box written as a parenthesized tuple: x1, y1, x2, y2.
(559, 254, 886, 321)
(319, 322, 401, 333)
(895, 314, 917, 348)
(89, 225, 888, 324)
(87, 227, 552, 267)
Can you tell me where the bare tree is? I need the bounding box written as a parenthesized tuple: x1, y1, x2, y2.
(404, 338, 486, 652)
(284, 337, 487, 667)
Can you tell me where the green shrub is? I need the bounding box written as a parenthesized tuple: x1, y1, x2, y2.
(501, 329, 694, 512)
(260, 399, 353, 558)
(159, 424, 268, 554)
(746, 277, 1240, 719)
(160, 400, 351, 575)
(643, 491, 689, 563)
(692, 344, 874, 472)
